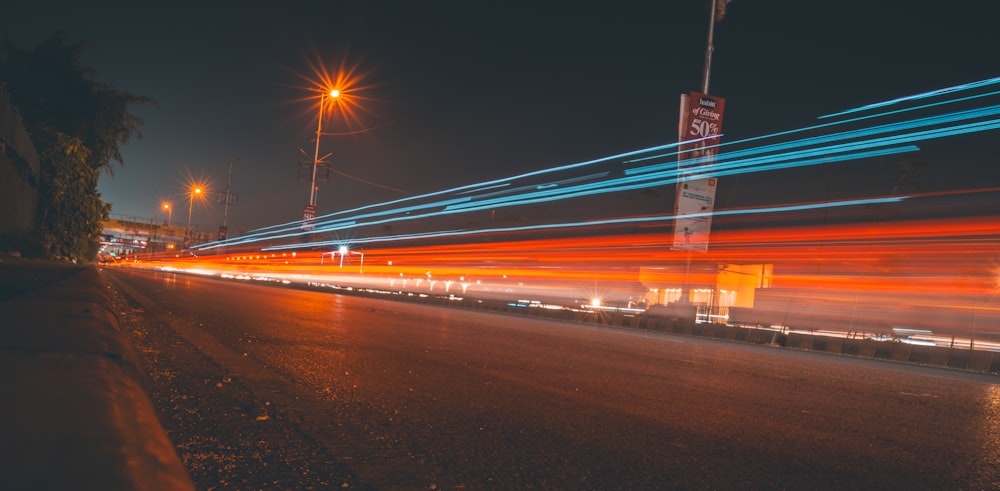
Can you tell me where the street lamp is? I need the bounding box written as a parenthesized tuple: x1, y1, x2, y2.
(336, 244, 364, 272)
(338, 245, 348, 267)
(162, 202, 172, 226)
(309, 88, 340, 207)
(186, 186, 203, 233)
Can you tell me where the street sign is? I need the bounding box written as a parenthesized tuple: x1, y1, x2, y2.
(673, 92, 725, 252)
(301, 204, 317, 231)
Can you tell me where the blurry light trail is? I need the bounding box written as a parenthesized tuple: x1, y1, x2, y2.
(819, 75, 1000, 119)
(245, 135, 718, 235)
(751, 89, 1000, 154)
(624, 87, 1000, 171)
(198, 142, 917, 252)
(258, 195, 908, 251)
(192, 77, 1000, 253)
(456, 183, 511, 195)
(137, 212, 1000, 309)
(207, 146, 690, 246)
(344, 108, 995, 235)
(627, 104, 1000, 175)
(442, 147, 918, 213)
(133, 193, 1000, 348)
(206, 146, 905, 253)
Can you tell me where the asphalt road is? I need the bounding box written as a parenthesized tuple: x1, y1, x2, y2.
(103, 267, 1000, 490)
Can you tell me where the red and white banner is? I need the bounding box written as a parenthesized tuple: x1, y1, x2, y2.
(678, 92, 725, 173)
(301, 204, 318, 231)
(673, 92, 725, 252)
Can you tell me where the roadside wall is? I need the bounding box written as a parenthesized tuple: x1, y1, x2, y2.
(785, 332, 1000, 373)
(0, 260, 194, 489)
(0, 83, 40, 236)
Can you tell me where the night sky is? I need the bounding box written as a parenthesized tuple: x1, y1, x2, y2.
(3, 1, 998, 235)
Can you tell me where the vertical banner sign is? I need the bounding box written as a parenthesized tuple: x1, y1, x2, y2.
(301, 204, 317, 231)
(673, 91, 725, 252)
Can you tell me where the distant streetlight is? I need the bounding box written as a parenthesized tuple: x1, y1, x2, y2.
(309, 88, 341, 207)
(186, 186, 203, 233)
(162, 202, 172, 226)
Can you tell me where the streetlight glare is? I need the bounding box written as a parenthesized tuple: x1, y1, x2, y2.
(297, 56, 377, 209)
(162, 201, 173, 227)
(186, 184, 209, 241)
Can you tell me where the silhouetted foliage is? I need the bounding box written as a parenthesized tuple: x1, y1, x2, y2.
(0, 31, 154, 261)
(35, 131, 111, 260)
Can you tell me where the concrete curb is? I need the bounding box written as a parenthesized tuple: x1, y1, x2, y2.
(0, 263, 193, 490)
(786, 331, 1000, 373)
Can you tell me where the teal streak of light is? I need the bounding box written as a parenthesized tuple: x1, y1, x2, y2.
(202, 81, 1000, 251)
(683, 196, 906, 220)
(240, 141, 681, 236)
(194, 219, 358, 251)
(260, 195, 908, 251)
(205, 100, 999, 249)
(202, 140, 926, 252)
(819, 75, 1000, 119)
(204, 145, 919, 251)
(195, 197, 474, 250)
(456, 183, 511, 195)
(202, 138, 710, 248)
(446, 143, 920, 213)
(627, 105, 1000, 176)
(443, 146, 919, 214)
(468, 172, 610, 201)
(273, 136, 715, 227)
(231, 79, 1000, 243)
(625, 90, 1000, 170)
(261, 229, 465, 251)
(675, 111, 1000, 182)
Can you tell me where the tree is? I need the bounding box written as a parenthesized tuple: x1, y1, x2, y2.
(0, 31, 153, 261)
(36, 131, 110, 261)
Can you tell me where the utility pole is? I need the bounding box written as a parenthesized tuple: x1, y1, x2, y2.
(702, 0, 726, 94)
(301, 89, 339, 232)
(672, 0, 729, 314)
(218, 157, 239, 240)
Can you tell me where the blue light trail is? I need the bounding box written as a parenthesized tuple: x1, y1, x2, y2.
(258, 195, 909, 251)
(193, 76, 1000, 252)
(818, 75, 1000, 119)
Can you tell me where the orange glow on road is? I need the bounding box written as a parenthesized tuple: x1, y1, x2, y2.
(119, 211, 1000, 340)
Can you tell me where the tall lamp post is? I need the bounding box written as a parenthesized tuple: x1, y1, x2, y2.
(162, 202, 172, 226)
(309, 88, 340, 207)
(186, 186, 203, 233)
(673, 0, 729, 310)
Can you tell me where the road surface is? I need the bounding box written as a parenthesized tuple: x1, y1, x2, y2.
(103, 267, 1000, 489)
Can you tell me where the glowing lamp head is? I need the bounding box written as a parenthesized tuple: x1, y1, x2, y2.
(194, 187, 203, 195)
(339, 245, 348, 254)
(329, 89, 340, 98)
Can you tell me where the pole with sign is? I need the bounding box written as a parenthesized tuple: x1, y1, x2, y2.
(672, 0, 729, 308)
(301, 204, 317, 231)
(673, 92, 725, 252)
